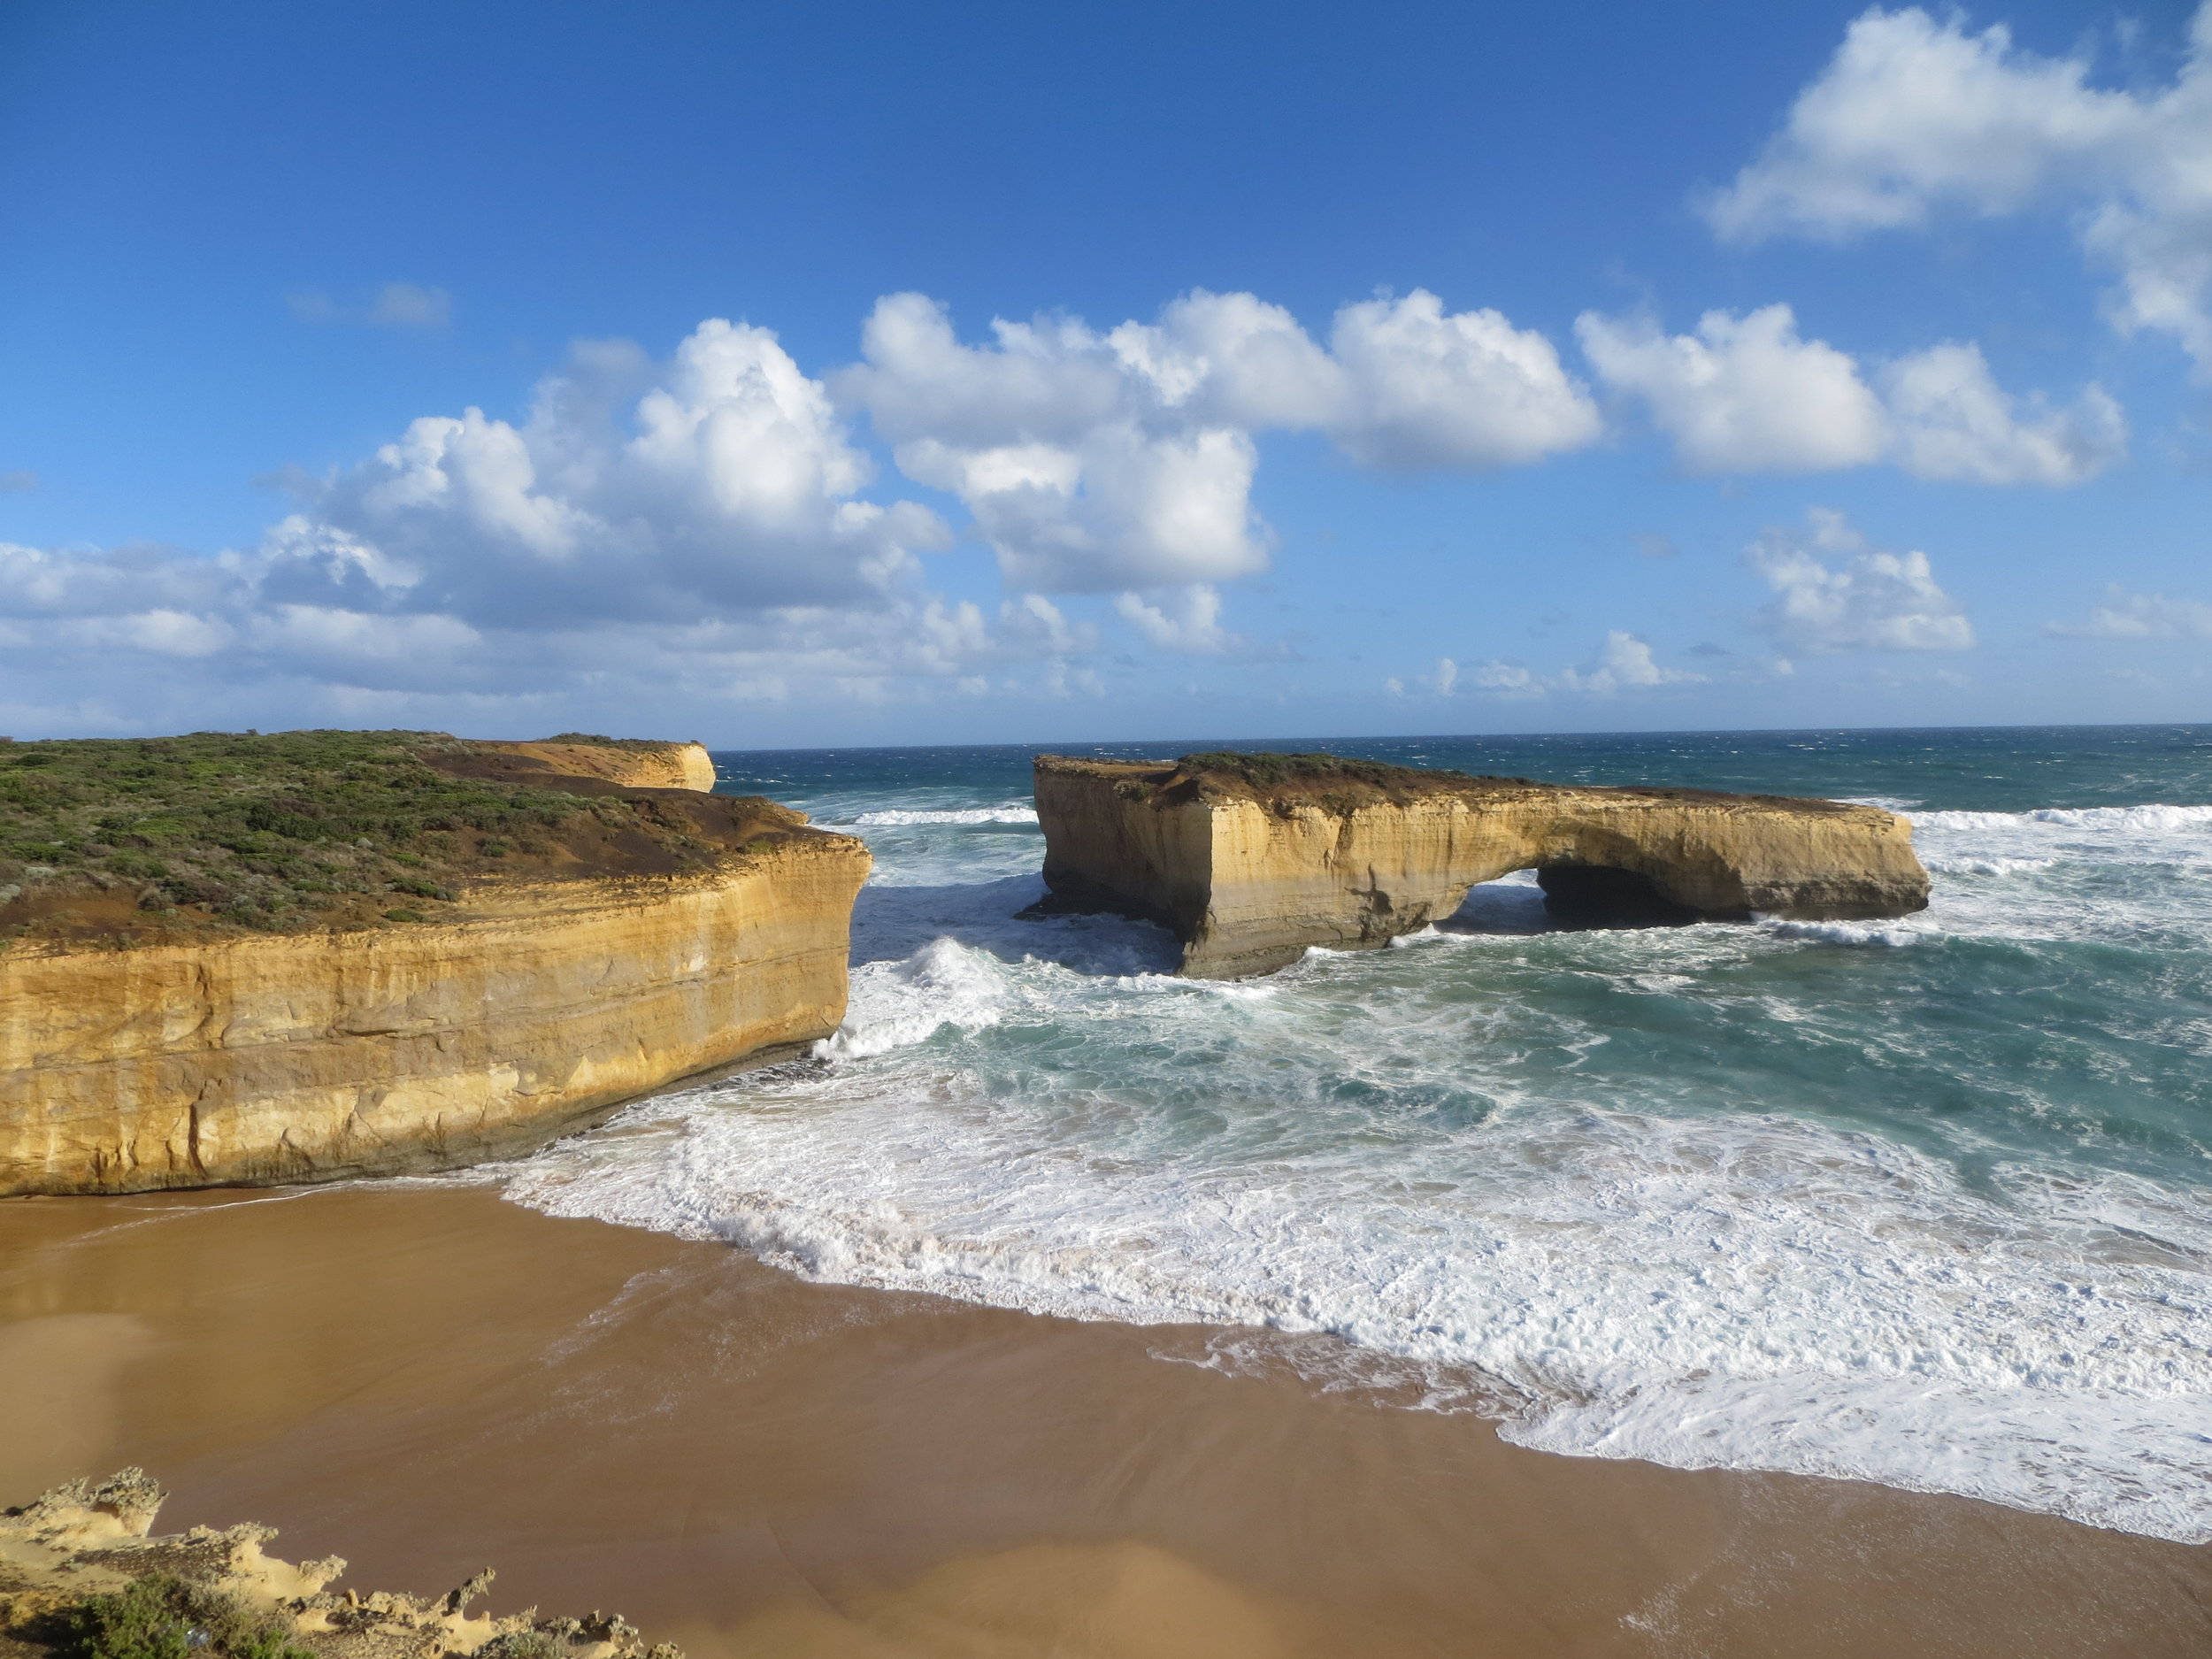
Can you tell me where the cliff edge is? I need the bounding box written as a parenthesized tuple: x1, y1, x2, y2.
(454, 735, 718, 793)
(0, 730, 868, 1194)
(1033, 751, 1930, 979)
(0, 1469, 678, 1659)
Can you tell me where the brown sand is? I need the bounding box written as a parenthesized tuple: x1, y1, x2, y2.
(2, 1184, 2206, 1658)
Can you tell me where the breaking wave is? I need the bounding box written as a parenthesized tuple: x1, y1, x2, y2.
(503, 759, 2212, 1543)
(845, 805, 1040, 827)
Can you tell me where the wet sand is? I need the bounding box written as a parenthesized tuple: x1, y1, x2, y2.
(2, 1183, 2206, 1658)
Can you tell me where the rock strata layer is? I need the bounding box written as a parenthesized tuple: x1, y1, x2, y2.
(2, 758, 869, 1196)
(451, 739, 717, 793)
(1033, 754, 1930, 979)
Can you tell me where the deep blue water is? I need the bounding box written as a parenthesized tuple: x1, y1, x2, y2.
(500, 726, 2212, 1541)
(713, 723, 2212, 816)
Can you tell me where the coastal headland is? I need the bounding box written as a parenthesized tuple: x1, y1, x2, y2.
(1033, 750, 1932, 978)
(0, 731, 869, 1195)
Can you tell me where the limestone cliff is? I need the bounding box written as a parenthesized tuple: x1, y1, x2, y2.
(1, 740, 868, 1196)
(456, 737, 718, 792)
(2, 833, 866, 1194)
(1033, 753, 1930, 979)
(0, 1469, 680, 1659)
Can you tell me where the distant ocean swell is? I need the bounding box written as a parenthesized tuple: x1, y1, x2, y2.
(500, 735, 2212, 1543)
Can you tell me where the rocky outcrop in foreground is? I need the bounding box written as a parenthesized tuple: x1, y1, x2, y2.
(1033, 753, 1930, 979)
(0, 1470, 675, 1659)
(2, 739, 869, 1195)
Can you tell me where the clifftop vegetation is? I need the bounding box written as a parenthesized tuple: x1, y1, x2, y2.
(1050, 751, 1850, 815)
(0, 729, 794, 948)
(542, 733, 676, 750)
(1176, 751, 1482, 789)
(1167, 751, 1535, 809)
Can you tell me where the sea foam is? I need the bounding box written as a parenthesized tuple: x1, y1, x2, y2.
(501, 784, 2212, 1542)
(847, 805, 1040, 826)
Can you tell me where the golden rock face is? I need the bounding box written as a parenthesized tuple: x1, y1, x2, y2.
(1033, 756, 1931, 979)
(463, 738, 718, 791)
(0, 831, 871, 1195)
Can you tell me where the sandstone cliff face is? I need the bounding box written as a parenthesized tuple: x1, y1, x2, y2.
(462, 739, 717, 791)
(1034, 756, 1930, 979)
(0, 829, 869, 1195)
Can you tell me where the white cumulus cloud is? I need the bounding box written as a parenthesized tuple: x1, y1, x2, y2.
(1704, 4, 2212, 370)
(1879, 342, 2125, 485)
(839, 288, 1599, 593)
(1578, 304, 1888, 473)
(0, 315, 1111, 727)
(1384, 657, 1466, 699)
(996, 592, 1099, 657)
(303, 317, 948, 626)
(1557, 631, 1706, 695)
(1746, 508, 1975, 651)
(1578, 304, 2123, 482)
(1324, 290, 1603, 469)
(1113, 585, 1236, 654)
(838, 293, 1269, 594)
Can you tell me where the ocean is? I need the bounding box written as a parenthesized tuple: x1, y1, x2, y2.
(495, 726, 2212, 1544)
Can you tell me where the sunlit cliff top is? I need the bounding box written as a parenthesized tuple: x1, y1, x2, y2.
(0, 729, 795, 948)
(1034, 750, 1877, 816)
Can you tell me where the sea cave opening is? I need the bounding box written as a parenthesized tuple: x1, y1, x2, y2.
(1534, 863, 1704, 928)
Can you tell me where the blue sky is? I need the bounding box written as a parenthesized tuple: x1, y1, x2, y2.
(2, 0, 2207, 745)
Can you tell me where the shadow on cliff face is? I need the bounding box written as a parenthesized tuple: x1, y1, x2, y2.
(852, 874, 1179, 977)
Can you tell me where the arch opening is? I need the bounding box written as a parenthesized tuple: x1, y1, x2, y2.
(1536, 864, 1706, 929)
(1440, 869, 1551, 935)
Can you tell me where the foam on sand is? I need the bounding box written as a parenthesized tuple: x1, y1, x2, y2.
(503, 789, 2212, 1543)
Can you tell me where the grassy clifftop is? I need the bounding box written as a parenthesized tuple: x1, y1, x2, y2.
(0, 729, 794, 948)
(1035, 751, 1517, 812)
(1050, 751, 1857, 815)
(1174, 750, 1490, 792)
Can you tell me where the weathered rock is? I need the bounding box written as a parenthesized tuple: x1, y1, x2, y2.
(0, 1470, 680, 1659)
(1033, 753, 1930, 979)
(1, 749, 871, 1195)
(446, 740, 717, 793)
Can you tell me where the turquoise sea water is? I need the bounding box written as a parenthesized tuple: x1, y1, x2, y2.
(499, 726, 2212, 1541)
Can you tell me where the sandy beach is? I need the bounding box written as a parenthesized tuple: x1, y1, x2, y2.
(14, 0, 2212, 1644)
(3, 1182, 2206, 1659)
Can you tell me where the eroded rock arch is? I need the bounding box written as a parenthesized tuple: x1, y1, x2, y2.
(1032, 753, 1930, 979)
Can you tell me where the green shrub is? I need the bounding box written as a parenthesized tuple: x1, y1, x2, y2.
(1177, 751, 1445, 788)
(55, 1572, 315, 1659)
(0, 731, 589, 939)
(542, 733, 667, 750)
(0, 728, 749, 945)
(382, 908, 426, 924)
(104, 852, 173, 880)
(1161, 751, 1542, 811)
(474, 1633, 563, 1659)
